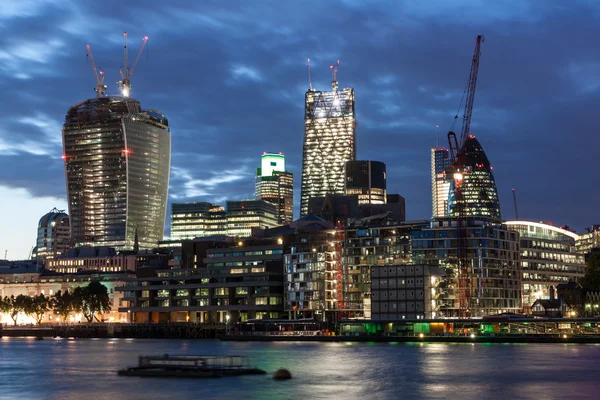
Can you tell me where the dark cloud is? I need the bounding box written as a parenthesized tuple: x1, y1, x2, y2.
(1, 0, 599, 236)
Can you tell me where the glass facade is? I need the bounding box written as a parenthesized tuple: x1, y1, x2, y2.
(170, 202, 227, 240)
(431, 148, 451, 217)
(35, 208, 71, 262)
(255, 153, 293, 224)
(447, 136, 501, 220)
(345, 160, 387, 205)
(505, 221, 585, 311)
(300, 82, 356, 216)
(62, 96, 170, 249)
(226, 200, 279, 238)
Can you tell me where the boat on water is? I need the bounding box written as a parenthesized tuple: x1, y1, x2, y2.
(118, 355, 266, 378)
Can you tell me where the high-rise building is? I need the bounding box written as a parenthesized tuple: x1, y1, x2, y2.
(300, 72, 356, 216)
(345, 160, 386, 205)
(506, 221, 585, 312)
(431, 148, 451, 217)
(447, 136, 501, 220)
(255, 153, 294, 224)
(34, 208, 71, 262)
(226, 200, 279, 238)
(577, 225, 600, 255)
(170, 202, 227, 240)
(62, 96, 171, 249)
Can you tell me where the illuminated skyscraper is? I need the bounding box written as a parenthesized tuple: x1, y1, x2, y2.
(255, 153, 294, 224)
(34, 208, 71, 262)
(431, 148, 451, 217)
(170, 202, 227, 240)
(300, 64, 356, 216)
(447, 136, 501, 219)
(62, 96, 171, 249)
(345, 160, 386, 205)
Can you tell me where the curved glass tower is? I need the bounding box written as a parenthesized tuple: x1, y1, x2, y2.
(62, 96, 171, 249)
(447, 136, 500, 219)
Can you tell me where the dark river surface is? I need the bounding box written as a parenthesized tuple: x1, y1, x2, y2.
(1, 337, 599, 399)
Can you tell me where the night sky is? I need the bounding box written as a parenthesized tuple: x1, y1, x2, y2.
(1, 0, 599, 259)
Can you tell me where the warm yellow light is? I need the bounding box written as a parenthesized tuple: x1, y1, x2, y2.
(419, 333, 424, 339)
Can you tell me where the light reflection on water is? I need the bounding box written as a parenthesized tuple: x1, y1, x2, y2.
(0, 338, 599, 399)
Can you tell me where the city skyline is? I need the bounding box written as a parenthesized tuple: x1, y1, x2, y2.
(1, 0, 600, 259)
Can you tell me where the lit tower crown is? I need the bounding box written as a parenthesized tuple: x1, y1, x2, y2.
(256, 152, 293, 224)
(300, 59, 356, 216)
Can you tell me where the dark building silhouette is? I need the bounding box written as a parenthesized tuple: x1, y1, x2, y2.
(345, 160, 386, 204)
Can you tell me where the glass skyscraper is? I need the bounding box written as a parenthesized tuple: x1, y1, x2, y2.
(447, 136, 501, 220)
(300, 78, 356, 216)
(431, 148, 451, 217)
(255, 153, 294, 224)
(62, 96, 171, 249)
(345, 160, 387, 205)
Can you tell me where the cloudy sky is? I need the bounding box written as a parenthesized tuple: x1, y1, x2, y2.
(1, 0, 599, 259)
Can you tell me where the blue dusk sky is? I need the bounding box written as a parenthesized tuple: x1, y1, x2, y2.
(1, 0, 599, 259)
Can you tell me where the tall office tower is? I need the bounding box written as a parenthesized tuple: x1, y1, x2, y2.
(170, 202, 227, 240)
(431, 148, 451, 217)
(300, 64, 356, 216)
(255, 153, 294, 224)
(226, 200, 279, 238)
(34, 208, 71, 262)
(62, 96, 171, 249)
(447, 136, 501, 220)
(345, 160, 386, 204)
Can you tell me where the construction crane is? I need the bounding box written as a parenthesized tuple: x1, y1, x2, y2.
(512, 188, 519, 220)
(446, 34, 485, 318)
(85, 44, 107, 97)
(307, 58, 313, 91)
(330, 60, 339, 90)
(117, 32, 149, 97)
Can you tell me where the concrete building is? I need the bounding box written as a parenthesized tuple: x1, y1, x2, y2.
(577, 225, 600, 255)
(431, 148, 451, 218)
(226, 200, 279, 238)
(345, 160, 386, 205)
(118, 238, 286, 324)
(505, 221, 585, 312)
(46, 247, 137, 274)
(300, 68, 356, 216)
(62, 96, 171, 250)
(34, 208, 71, 263)
(370, 264, 445, 320)
(412, 218, 521, 317)
(0, 266, 132, 324)
(255, 153, 294, 224)
(170, 202, 227, 240)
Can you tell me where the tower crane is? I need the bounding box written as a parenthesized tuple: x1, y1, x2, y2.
(85, 44, 107, 97)
(117, 32, 149, 97)
(446, 34, 485, 318)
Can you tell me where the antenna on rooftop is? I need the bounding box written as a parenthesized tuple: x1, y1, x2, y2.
(307, 58, 313, 91)
(330, 60, 339, 91)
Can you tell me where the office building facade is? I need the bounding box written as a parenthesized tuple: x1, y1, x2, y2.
(226, 200, 279, 238)
(255, 153, 294, 224)
(300, 78, 356, 216)
(345, 160, 386, 205)
(447, 136, 501, 220)
(431, 148, 451, 217)
(34, 208, 71, 262)
(505, 221, 585, 311)
(170, 202, 227, 240)
(62, 96, 171, 249)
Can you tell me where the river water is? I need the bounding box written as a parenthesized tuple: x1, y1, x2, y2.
(1, 337, 599, 399)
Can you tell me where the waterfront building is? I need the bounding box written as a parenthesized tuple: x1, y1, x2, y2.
(255, 153, 294, 224)
(343, 222, 429, 318)
(370, 264, 445, 320)
(283, 215, 338, 321)
(119, 238, 286, 323)
(0, 266, 132, 324)
(300, 71, 356, 216)
(62, 96, 171, 250)
(170, 202, 227, 240)
(412, 218, 521, 317)
(576, 225, 600, 255)
(345, 160, 386, 205)
(226, 200, 279, 238)
(46, 247, 137, 274)
(431, 148, 451, 218)
(34, 208, 71, 263)
(505, 221, 585, 312)
(447, 136, 501, 220)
